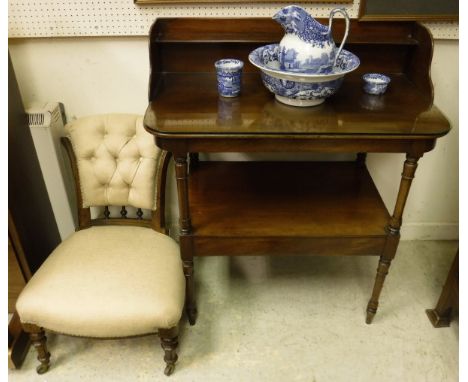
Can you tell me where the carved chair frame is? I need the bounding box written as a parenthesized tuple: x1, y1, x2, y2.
(21, 137, 179, 376)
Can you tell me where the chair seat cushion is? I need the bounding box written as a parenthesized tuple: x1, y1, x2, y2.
(16, 226, 185, 337)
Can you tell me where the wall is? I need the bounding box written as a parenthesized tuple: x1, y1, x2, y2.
(7, 1, 459, 39)
(8, 36, 459, 240)
(367, 40, 459, 240)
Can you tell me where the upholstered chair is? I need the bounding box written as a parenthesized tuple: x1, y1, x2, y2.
(16, 114, 185, 376)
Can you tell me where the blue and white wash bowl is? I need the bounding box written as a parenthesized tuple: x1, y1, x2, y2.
(215, 59, 244, 97)
(249, 44, 360, 107)
(362, 73, 391, 95)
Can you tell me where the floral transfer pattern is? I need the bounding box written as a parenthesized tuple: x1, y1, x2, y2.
(261, 73, 343, 100)
(273, 5, 350, 74)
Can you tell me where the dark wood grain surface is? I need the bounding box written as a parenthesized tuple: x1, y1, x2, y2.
(188, 161, 389, 257)
(190, 161, 389, 238)
(149, 18, 417, 44)
(145, 18, 449, 141)
(359, 0, 458, 21)
(145, 73, 449, 137)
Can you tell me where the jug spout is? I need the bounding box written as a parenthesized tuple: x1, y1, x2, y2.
(273, 5, 328, 38)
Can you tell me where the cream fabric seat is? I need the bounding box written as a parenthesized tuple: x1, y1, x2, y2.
(16, 226, 185, 338)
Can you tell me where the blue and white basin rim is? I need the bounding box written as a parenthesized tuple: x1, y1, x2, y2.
(248, 44, 360, 82)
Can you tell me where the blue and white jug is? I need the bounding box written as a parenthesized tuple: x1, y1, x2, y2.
(273, 5, 350, 74)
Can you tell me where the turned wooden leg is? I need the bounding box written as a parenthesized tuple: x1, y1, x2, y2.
(366, 256, 393, 324)
(426, 252, 459, 327)
(174, 153, 197, 325)
(366, 154, 420, 324)
(159, 327, 179, 376)
(24, 324, 51, 374)
(183, 259, 197, 325)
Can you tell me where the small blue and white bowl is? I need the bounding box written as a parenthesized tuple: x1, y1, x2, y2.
(214, 59, 244, 97)
(362, 73, 391, 95)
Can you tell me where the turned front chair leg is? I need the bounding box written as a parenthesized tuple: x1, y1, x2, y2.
(24, 324, 51, 374)
(366, 154, 420, 324)
(159, 327, 179, 376)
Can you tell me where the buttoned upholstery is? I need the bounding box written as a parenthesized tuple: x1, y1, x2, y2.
(16, 226, 185, 337)
(66, 114, 159, 210)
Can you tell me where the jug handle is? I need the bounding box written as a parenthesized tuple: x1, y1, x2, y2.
(328, 8, 350, 68)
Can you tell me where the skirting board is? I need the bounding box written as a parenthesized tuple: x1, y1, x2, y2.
(168, 223, 459, 243)
(400, 223, 458, 241)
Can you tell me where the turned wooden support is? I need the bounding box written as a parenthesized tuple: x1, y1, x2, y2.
(120, 206, 128, 219)
(25, 325, 50, 374)
(174, 154, 192, 235)
(366, 255, 393, 324)
(388, 155, 419, 230)
(159, 327, 179, 376)
(366, 155, 420, 324)
(183, 258, 197, 325)
(174, 153, 197, 325)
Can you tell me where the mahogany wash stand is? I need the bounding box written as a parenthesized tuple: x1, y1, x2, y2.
(144, 18, 450, 325)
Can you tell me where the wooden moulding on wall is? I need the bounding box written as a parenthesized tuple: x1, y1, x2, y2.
(136, 0, 352, 4)
(359, 0, 458, 21)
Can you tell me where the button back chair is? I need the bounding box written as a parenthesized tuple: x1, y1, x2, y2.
(16, 114, 185, 376)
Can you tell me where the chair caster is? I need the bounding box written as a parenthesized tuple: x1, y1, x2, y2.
(36, 363, 49, 374)
(365, 312, 375, 324)
(164, 364, 175, 376)
(187, 307, 197, 326)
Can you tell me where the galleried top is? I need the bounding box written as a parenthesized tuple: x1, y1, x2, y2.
(145, 18, 450, 138)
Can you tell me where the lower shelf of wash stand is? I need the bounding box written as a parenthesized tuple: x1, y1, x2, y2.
(182, 159, 400, 325)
